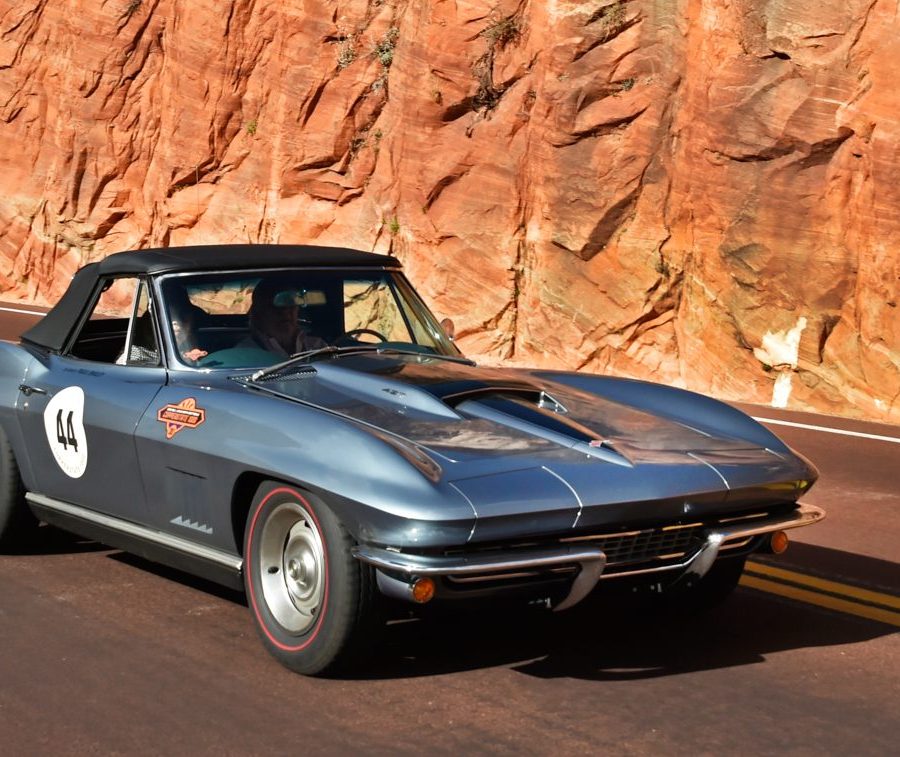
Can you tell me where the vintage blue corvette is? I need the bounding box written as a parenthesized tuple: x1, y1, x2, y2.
(0, 245, 824, 674)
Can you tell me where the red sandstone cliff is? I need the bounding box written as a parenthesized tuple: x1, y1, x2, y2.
(0, 0, 897, 421)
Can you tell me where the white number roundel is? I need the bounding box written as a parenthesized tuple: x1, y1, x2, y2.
(43, 386, 88, 478)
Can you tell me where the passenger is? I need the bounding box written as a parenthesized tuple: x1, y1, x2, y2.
(169, 289, 208, 364)
(239, 279, 327, 357)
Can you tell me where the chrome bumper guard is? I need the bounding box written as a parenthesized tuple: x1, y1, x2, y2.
(352, 503, 825, 612)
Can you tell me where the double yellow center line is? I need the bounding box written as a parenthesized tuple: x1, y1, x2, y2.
(741, 561, 900, 627)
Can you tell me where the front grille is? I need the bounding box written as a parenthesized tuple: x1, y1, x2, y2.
(560, 522, 705, 566)
(438, 508, 779, 590)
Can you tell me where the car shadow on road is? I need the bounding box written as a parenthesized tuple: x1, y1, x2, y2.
(3, 524, 110, 556)
(347, 585, 895, 682)
(96, 540, 899, 682)
(345, 543, 899, 681)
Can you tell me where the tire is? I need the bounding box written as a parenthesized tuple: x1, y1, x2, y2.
(243, 482, 380, 675)
(0, 425, 39, 551)
(675, 556, 746, 612)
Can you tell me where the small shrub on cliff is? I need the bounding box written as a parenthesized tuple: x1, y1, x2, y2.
(337, 42, 357, 69)
(245, 119, 258, 136)
(592, 1, 628, 42)
(654, 255, 671, 278)
(388, 217, 400, 235)
(374, 27, 400, 68)
(481, 15, 520, 48)
(348, 133, 368, 160)
(124, 0, 142, 18)
(472, 12, 523, 113)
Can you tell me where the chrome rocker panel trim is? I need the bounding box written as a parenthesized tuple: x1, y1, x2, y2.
(353, 503, 825, 611)
(26, 492, 244, 573)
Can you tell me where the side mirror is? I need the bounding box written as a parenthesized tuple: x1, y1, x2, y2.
(440, 318, 456, 341)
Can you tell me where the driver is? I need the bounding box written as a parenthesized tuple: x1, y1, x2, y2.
(239, 279, 327, 357)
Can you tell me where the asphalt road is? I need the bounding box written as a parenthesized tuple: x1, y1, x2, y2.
(1, 303, 897, 755)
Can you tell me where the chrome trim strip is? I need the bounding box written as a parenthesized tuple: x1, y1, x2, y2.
(601, 561, 689, 580)
(560, 528, 644, 542)
(687, 452, 730, 489)
(447, 566, 578, 583)
(353, 544, 605, 576)
(719, 537, 753, 550)
(449, 571, 544, 583)
(718, 512, 770, 524)
(448, 482, 479, 544)
(541, 465, 584, 530)
(26, 493, 243, 573)
(677, 502, 825, 584)
(353, 544, 607, 611)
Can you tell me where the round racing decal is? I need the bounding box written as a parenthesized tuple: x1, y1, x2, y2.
(43, 386, 88, 478)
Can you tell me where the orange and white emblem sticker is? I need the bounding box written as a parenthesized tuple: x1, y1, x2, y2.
(157, 398, 206, 439)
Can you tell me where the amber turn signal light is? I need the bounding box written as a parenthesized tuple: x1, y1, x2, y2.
(411, 577, 436, 604)
(769, 530, 790, 554)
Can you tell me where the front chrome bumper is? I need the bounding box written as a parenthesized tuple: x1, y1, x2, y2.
(353, 503, 826, 611)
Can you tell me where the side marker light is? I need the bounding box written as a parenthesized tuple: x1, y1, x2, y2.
(411, 577, 436, 604)
(770, 530, 789, 554)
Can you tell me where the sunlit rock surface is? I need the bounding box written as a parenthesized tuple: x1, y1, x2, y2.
(0, 0, 897, 421)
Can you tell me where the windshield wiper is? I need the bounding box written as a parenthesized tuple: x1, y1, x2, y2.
(374, 347, 475, 365)
(249, 345, 378, 382)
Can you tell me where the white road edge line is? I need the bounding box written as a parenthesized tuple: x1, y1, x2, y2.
(0, 300, 897, 445)
(753, 416, 900, 445)
(0, 305, 45, 316)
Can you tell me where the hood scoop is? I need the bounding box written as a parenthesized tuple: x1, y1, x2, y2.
(456, 393, 634, 467)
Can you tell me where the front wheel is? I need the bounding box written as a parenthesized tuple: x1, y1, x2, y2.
(243, 482, 379, 675)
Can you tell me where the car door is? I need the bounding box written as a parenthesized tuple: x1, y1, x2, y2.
(16, 276, 165, 522)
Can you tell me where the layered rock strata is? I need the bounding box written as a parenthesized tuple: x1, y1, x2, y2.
(0, 0, 897, 421)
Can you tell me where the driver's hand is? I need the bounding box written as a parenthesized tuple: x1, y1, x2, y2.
(183, 348, 208, 361)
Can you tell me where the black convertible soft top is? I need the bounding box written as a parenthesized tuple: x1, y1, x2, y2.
(21, 244, 398, 352)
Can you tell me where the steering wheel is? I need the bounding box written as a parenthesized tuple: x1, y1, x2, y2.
(336, 328, 389, 345)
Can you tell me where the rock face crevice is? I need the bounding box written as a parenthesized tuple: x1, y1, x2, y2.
(0, 0, 897, 422)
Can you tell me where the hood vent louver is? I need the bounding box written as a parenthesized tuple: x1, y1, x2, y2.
(455, 392, 633, 467)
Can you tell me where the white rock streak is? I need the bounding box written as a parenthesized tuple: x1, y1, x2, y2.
(753, 316, 808, 408)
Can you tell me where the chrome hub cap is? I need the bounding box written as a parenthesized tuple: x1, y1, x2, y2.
(259, 501, 325, 634)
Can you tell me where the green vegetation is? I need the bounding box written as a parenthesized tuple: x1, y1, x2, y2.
(480, 15, 520, 47)
(348, 133, 368, 160)
(245, 119, 258, 136)
(593, 1, 628, 42)
(654, 256, 671, 278)
(388, 217, 400, 235)
(374, 27, 400, 68)
(125, 0, 142, 18)
(473, 12, 523, 112)
(337, 41, 357, 69)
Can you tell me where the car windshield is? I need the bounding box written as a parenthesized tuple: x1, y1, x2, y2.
(158, 268, 462, 369)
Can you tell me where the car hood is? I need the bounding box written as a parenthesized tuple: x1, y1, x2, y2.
(237, 352, 811, 539)
(247, 353, 780, 465)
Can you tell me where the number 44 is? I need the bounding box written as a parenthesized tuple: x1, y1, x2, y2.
(56, 409, 78, 452)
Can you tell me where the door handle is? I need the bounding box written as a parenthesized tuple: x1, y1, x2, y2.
(18, 384, 48, 397)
